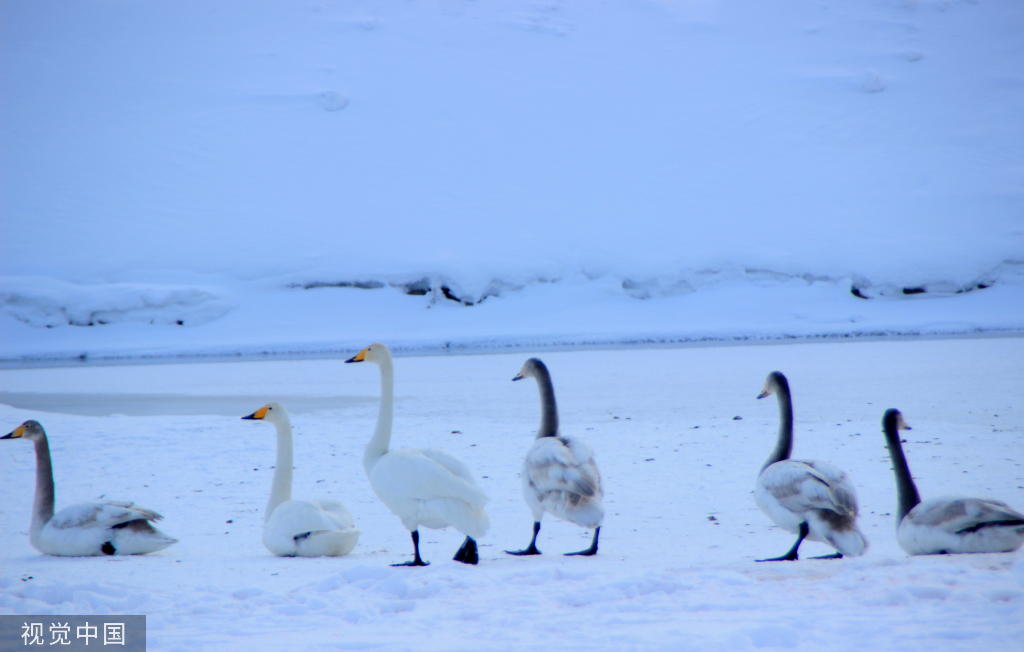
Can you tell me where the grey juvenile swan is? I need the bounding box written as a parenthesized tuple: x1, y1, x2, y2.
(753, 371, 867, 561)
(882, 408, 1024, 555)
(506, 358, 604, 557)
(3, 420, 177, 556)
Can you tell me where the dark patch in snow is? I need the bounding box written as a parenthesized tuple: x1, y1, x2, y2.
(290, 280, 384, 290)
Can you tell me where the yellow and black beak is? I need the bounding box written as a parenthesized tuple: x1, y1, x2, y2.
(2, 425, 25, 439)
(345, 348, 368, 363)
(756, 389, 771, 399)
(242, 407, 269, 421)
(512, 372, 524, 381)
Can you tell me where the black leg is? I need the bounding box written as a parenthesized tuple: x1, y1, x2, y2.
(565, 526, 600, 557)
(101, 542, 116, 555)
(506, 521, 542, 556)
(453, 536, 479, 564)
(756, 522, 807, 562)
(392, 530, 429, 567)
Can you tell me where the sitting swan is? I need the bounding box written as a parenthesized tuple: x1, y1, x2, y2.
(506, 358, 603, 557)
(753, 371, 867, 561)
(2, 420, 177, 556)
(346, 343, 489, 566)
(882, 408, 1024, 555)
(242, 402, 360, 557)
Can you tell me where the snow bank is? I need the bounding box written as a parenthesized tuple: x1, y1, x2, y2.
(2, 0, 1023, 361)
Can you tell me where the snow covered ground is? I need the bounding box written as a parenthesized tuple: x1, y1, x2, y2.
(2, 337, 1023, 651)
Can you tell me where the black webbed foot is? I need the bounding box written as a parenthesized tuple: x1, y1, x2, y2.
(506, 521, 542, 556)
(755, 522, 807, 562)
(564, 526, 600, 557)
(392, 530, 429, 567)
(453, 536, 479, 564)
(808, 552, 843, 560)
(505, 544, 541, 556)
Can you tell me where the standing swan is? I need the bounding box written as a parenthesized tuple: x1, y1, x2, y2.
(506, 358, 604, 557)
(242, 402, 360, 557)
(753, 372, 867, 561)
(882, 408, 1024, 555)
(346, 343, 489, 566)
(2, 421, 177, 556)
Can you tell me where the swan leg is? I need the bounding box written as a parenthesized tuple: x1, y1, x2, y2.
(756, 522, 807, 562)
(565, 526, 600, 557)
(101, 542, 116, 555)
(392, 530, 429, 567)
(506, 521, 542, 556)
(808, 552, 843, 560)
(453, 536, 479, 565)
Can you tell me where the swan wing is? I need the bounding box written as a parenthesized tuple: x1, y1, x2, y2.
(759, 461, 856, 517)
(307, 499, 357, 531)
(417, 448, 477, 484)
(372, 449, 489, 509)
(49, 501, 163, 531)
(908, 497, 1024, 533)
(525, 437, 600, 498)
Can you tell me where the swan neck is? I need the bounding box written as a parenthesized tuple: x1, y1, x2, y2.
(883, 417, 921, 523)
(31, 435, 55, 539)
(534, 366, 559, 439)
(364, 356, 394, 471)
(266, 417, 293, 524)
(761, 386, 793, 473)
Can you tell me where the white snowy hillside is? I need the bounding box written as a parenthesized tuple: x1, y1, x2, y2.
(2, 0, 1023, 362)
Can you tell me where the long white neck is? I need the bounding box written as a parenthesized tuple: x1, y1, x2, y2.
(364, 355, 394, 473)
(31, 435, 56, 542)
(266, 416, 293, 524)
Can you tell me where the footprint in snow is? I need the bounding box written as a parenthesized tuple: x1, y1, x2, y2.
(862, 70, 886, 93)
(317, 91, 349, 112)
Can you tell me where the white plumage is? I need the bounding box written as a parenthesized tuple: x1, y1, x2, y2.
(882, 409, 1024, 555)
(242, 402, 360, 557)
(347, 342, 489, 565)
(3, 420, 177, 556)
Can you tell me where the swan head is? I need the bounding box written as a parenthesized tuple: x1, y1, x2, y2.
(242, 402, 288, 424)
(513, 357, 547, 381)
(345, 342, 391, 365)
(882, 408, 912, 432)
(2, 420, 46, 442)
(757, 371, 789, 399)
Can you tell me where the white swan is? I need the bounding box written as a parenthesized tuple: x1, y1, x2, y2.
(506, 358, 603, 557)
(242, 402, 360, 557)
(2, 420, 177, 556)
(882, 408, 1024, 555)
(346, 343, 489, 566)
(753, 371, 868, 561)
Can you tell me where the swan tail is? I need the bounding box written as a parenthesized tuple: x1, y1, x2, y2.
(434, 499, 489, 540)
(825, 525, 868, 557)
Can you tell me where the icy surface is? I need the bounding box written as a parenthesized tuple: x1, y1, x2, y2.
(2, 0, 1024, 362)
(1, 338, 1023, 650)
